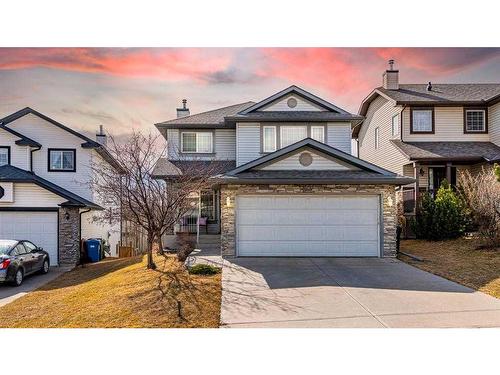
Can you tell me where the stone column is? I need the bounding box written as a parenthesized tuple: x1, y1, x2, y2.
(58, 207, 81, 267)
(220, 186, 237, 257)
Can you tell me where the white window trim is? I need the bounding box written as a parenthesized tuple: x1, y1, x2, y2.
(310, 125, 325, 142)
(262, 126, 277, 153)
(465, 109, 486, 132)
(280, 125, 308, 148)
(374, 127, 379, 149)
(392, 114, 399, 137)
(180, 131, 214, 154)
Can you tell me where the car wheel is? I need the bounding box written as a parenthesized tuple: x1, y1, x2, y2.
(40, 259, 50, 274)
(13, 269, 23, 287)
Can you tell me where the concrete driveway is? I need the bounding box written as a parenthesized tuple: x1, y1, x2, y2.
(221, 258, 500, 328)
(0, 267, 69, 308)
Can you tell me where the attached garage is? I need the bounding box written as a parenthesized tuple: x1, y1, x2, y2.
(236, 195, 380, 257)
(0, 211, 59, 265)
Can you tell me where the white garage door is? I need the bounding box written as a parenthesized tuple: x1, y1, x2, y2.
(236, 195, 380, 257)
(0, 212, 58, 265)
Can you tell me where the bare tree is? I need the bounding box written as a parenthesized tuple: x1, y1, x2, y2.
(458, 166, 500, 247)
(89, 131, 225, 269)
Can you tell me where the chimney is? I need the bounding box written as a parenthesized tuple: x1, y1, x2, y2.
(176, 99, 190, 118)
(96, 124, 107, 146)
(382, 59, 399, 90)
(427, 82, 432, 91)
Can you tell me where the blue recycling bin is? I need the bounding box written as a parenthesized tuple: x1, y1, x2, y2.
(86, 239, 101, 262)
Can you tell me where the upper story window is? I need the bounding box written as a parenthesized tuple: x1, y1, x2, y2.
(464, 108, 487, 133)
(48, 149, 76, 172)
(263, 126, 277, 153)
(410, 107, 434, 133)
(280, 126, 308, 148)
(181, 132, 213, 153)
(374, 127, 379, 149)
(310, 126, 325, 143)
(0, 147, 10, 166)
(391, 114, 399, 137)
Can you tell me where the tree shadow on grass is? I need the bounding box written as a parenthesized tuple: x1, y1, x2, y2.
(36, 256, 144, 292)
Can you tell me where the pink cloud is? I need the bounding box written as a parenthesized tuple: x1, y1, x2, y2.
(0, 48, 234, 81)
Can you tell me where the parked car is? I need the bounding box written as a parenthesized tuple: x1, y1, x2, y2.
(0, 240, 50, 286)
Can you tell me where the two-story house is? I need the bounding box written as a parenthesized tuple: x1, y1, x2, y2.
(0, 107, 123, 266)
(355, 62, 500, 219)
(154, 86, 413, 258)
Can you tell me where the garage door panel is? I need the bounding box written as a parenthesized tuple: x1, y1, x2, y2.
(0, 212, 58, 265)
(236, 195, 380, 257)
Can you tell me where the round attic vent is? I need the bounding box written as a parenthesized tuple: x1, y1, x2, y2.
(287, 97, 298, 108)
(0, 186, 4, 199)
(299, 152, 313, 167)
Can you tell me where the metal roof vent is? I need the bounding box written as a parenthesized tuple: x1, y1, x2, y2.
(427, 82, 432, 91)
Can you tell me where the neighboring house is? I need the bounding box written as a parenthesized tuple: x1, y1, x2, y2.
(154, 86, 413, 257)
(0, 107, 123, 266)
(355, 62, 500, 217)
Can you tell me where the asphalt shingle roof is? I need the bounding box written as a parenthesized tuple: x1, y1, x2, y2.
(152, 159, 236, 177)
(0, 165, 102, 209)
(215, 170, 414, 185)
(379, 84, 500, 104)
(391, 140, 500, 162)
(155, 102, 255, 127)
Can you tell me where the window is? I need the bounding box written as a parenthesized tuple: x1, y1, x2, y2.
(181, 132, 213, 153)
(200, 190, 216, 221)
(12, 243, 28, 256)
(464, 109, 487, 133)
(411, 108, 434, 133)
(374, 127, 379, 149)
(48, 149, 75, 171)
(280, 126, 307, 148)
(0, 147, 10, 166)
(262, 126, 276, 153)
(23, 241, 37, 252)
(392, 114, 399, 137)
(311, 126, 325, 143)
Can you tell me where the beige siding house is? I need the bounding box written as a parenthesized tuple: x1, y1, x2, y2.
(355, 62, 500, 225)
(154, 86, 413, 258)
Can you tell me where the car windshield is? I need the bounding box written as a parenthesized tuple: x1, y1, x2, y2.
(0, 240, 17, 254)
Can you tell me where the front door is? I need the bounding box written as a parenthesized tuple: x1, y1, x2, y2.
(428, 167, 456, 197)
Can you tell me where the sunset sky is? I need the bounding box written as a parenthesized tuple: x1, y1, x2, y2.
(0, 48, 499, 138)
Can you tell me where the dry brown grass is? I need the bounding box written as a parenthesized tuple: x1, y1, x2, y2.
(399, 238, 499, 298)
(0, 254, 221, 328)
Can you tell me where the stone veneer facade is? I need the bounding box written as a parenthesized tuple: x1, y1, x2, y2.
(220, 184, 397, 258)
(58, 207, 81, 266)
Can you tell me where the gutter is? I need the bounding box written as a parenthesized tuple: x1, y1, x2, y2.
(30, 145, 41, 172)
(214, 177, 416, 186)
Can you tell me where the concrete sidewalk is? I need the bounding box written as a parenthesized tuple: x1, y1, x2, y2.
(0, 267, 70, 308)
(221, 258, 500, 328)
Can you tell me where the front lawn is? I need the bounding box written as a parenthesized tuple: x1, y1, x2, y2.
(0, 254, 221, 328)
(399, 238, 500, 298)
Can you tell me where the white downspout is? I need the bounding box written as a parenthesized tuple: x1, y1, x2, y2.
(196, 191, 201, 245)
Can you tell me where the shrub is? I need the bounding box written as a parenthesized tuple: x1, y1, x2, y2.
(412, 180, 467, 240)
(188, 264, 221, 275)
(458, 167, 500, 247)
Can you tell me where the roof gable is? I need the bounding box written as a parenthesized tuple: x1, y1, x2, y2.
(0, 107, 100, 147)
(226, 138, 395, 176)
(255, 147, 360, 171)
(239, 86, 350, 114)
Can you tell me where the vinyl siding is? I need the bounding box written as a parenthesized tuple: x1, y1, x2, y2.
(260, 94, 326, 112)
(167, 128, 236, 161)
(358, 96, 408, 175)
(0, 183, 65, 207)
(402, 106, 490, 142)
(489, 102, 500, 146)
(258, 149, 355, 171)
(236, 123, 261, 166)
(0, 128, 30, 170)
(6, 113, 93, 200)
(327, 123, 351, 154)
